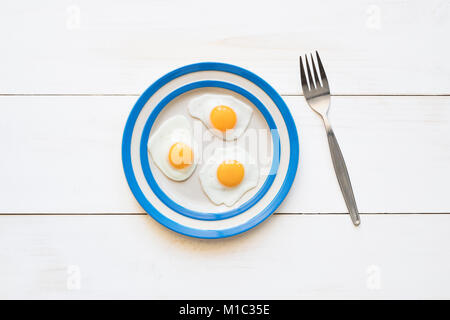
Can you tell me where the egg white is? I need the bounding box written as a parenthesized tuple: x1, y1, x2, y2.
(188, 94, 253, 141)
(199, 147, 259, 206)
(148, 115, 197, 181)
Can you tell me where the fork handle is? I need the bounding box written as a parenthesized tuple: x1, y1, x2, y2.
(323, 116, 361, 226)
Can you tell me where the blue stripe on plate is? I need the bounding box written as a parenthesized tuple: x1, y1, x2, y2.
(139, 80, 279, 221)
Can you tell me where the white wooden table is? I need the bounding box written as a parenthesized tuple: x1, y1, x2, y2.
(1, 0, 450, 299)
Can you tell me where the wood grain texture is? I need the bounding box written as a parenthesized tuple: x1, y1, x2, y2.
(1, 0, 449, 95)
(1, 0, 449, 300)
(0, 95, 449, 214)
(0, 214, 449, 299)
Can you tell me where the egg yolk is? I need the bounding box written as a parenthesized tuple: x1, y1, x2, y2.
(210, 105, 237, 132)
(217, 160, 245, 187)
(168, 142, 193, 169)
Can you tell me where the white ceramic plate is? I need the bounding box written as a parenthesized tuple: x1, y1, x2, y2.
(122, 62, 299, 238)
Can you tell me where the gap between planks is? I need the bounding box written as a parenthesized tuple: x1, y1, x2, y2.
(0, 94, 450, 97)
(1, 212, 450, 216)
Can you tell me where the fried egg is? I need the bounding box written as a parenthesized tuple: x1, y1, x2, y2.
(148, 115, 197, 181)
(199, 147, 259, 206)
(188, 94, 253, 140)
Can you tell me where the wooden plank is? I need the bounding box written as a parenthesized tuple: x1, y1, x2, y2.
(1, 0, 449, 95)
(0, 95, 449, 214)
(0, 214, 449, 299)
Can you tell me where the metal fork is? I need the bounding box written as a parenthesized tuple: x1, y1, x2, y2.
(299, 51, 360, 226)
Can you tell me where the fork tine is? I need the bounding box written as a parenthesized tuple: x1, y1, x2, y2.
(299, 56, 309, 93)
(310, 53, 321, 87)
(315, 51, 329, 89)
(304, 54, 315, 89)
